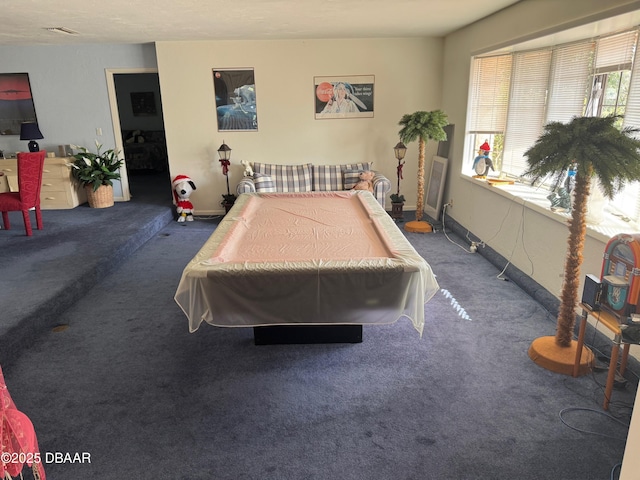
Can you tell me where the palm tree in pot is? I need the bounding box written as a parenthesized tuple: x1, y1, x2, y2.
(524, 115, 640, 375)
(398, 110, 448, 233)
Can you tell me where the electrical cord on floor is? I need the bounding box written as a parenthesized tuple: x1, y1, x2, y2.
(556, 319, 637, 419)
(580, 318, 637, 414)
(441, 197, 534, 281)
(496, 199, 535, 281)
(441, 204, 476, 254)
(558, 407, 629, 440)
(610, 462, 622, 480)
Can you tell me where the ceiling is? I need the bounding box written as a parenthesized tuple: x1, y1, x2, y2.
(1, 0, 522, 47)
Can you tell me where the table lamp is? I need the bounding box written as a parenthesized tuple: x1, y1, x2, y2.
(20, 122, 44, 152)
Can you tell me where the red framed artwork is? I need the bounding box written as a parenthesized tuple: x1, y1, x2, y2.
(0, 73, 38, 135)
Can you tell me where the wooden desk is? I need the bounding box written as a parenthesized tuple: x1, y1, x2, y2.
(575, 303, 631, 410)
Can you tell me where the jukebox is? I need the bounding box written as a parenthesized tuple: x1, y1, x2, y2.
(599, 233, 640, 320)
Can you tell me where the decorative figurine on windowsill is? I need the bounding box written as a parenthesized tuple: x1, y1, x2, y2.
(564, 162, 577, 193)
(172, 174, 196, 222)
(547, 187, 572, 212)
(472, 140, 494, 177)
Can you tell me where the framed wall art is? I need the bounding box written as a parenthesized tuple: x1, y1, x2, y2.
(0, 73, 38, 135)
(130, 91, 157, 116)
(213, 68, 258, 131)
(314, 75, 374, 119)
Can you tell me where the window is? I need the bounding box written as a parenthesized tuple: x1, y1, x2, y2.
(465, 28, 640, 224)
(466, 55, 511, 174)
(502, 49, 551, 175)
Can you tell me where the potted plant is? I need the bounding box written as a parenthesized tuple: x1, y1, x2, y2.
(398, 110, 448, 233)
(524, 115, 640, 375)
(390, 193, 405, 221)
(69, 141, 123, 208)
(221, 193, 237, 213)
(390, 193, 405, 204)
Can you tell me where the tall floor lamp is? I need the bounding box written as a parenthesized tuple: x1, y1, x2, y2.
(218, 141, 236, 213)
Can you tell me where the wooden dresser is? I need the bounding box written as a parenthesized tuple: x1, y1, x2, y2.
(0, 156, 87, 209)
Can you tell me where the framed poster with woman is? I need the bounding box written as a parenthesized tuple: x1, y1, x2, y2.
(314, 75, 374, 119)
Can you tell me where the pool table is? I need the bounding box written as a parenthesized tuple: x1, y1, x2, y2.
(174, 191, 439, 340)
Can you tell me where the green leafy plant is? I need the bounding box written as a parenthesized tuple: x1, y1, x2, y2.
(69, 141, 123, 192)
(221, 193, 237, 205)
(390, 193, 405, 204)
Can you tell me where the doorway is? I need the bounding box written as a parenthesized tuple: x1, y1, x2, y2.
(106, 68, 171, 205)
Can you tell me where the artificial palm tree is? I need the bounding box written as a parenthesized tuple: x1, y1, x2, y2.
(524, 115, 640, 375)
(398, 110, 448, 233)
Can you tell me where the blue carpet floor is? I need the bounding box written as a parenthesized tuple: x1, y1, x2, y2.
(0, 190, 637, 480)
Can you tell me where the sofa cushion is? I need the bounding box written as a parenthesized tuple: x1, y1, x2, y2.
(342, 163, 373, 190)
(253, 162, 313, 192)
(253, 173, 277, 192)
(313, 165, 344, 191)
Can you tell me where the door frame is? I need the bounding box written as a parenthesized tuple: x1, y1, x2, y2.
(105, 67, 159, 202)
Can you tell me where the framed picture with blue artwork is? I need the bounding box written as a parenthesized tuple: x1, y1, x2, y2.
(0, 73, 38, 135)
(213, 68, 258, 131)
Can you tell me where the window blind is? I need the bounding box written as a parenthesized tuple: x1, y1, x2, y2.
(468, 55, 512, 133)
(612, 31, 640, 220)
(546, 40, 594, 123)
(595, 30, 637, 73)
(623, 30, 640, 133)
(502, 50, 552, 176)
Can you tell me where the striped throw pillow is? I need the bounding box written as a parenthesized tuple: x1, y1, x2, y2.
(253, 173, 277, 192)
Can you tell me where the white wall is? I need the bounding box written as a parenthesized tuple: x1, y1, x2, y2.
(441, 0, 640, 297)
(441, 0, 640, 355)
(155, 37, 443, 214)
(0, 43, 158, 198)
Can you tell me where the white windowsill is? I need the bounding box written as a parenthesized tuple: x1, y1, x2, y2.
(460, 174, 640, 244)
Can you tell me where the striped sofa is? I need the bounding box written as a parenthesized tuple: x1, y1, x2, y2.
(236, 162, 391, 209)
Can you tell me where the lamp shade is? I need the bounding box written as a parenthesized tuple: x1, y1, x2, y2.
(394, 141, 407, 161)
(217, 142, 232, 161)
(20, 122, 44, 141)
(20, 122, 44, 152)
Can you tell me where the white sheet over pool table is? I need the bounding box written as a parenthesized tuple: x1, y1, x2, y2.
(174, 191, 439, 335)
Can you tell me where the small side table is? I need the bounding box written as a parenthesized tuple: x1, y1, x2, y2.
(575, 303, 631, 410)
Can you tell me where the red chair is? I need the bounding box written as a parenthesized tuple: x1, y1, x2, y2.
(0, 151, 46, 236)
